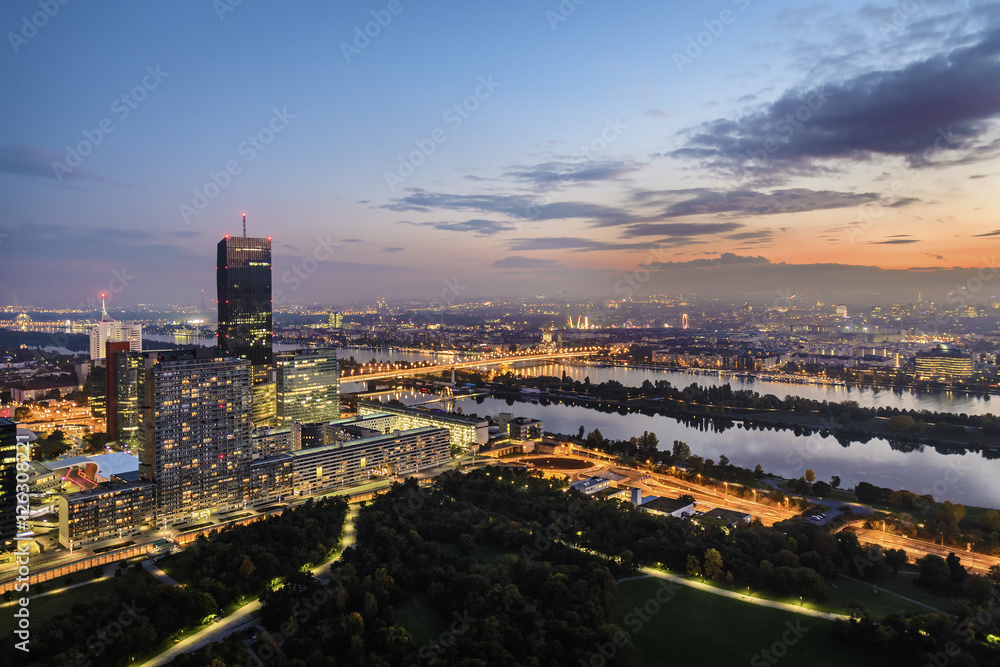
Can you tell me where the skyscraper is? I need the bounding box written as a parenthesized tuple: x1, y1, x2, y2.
(217, 234, 273, 384)
(276, 348, 340, 425)
(107, 343, 142, 445)
(137, 348, 252, 527)
(89, 294, 142, 361)
(0, 418, 16, 551)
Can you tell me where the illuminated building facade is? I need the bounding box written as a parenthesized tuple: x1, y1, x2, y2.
(88, 298, 142, 361)
(0, 419, 16, 550)
(915, 346, 974, 381)
(217, 235, 273, 384)
(288, 426, 449, 495)
(276, 348, 340, 425)
(357, 401, 488, 450)
(107, 343, 142, 444)
(137, 348, 253, 527)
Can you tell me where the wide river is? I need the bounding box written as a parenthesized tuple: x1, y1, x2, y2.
(369, 384, 1000, 508)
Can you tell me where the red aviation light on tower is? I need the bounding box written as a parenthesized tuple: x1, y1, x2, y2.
(100, 292, 106, 299)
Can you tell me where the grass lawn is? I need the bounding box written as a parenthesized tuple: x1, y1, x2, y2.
(613, 578, 891, 667)
(0, 574, 149, 634)
(396, 593, 448, 647)
(157, 551, 197, 585)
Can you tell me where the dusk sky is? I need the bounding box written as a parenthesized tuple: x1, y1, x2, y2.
(2, 0, 1000, 308)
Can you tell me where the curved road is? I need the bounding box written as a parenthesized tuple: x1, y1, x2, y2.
(138, 504, 359, 667)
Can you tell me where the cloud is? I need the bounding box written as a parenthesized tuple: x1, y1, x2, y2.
(642, 253, 772, 270)
(506, 237, 674, 252)
(503, 159, 642, 186)
(672, 27, 1000, 182)
(383, 189, 642, 226)
(401, 218, 515, 237)
(0, 144, 110, 183)
(623, 222, 744, 238)
(646, 109, 673, 119)
(382, 246, 404, 253)
(974, 229, 1000, 237)
(491, 256, 564, 269)
(630, 188, 886, 219)
(726, 230, 775, 241)
(868, 239, 921, 244)
(341, 238, 363, 243)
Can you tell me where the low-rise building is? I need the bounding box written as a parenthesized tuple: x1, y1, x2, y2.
(570, 477, 614, 495)
(57, 480, 156, 548)
(358, 401, 488, 451)
(639, 496, 695, 518)
(289, 426, 450, 496)
(699, 507, 752, 527)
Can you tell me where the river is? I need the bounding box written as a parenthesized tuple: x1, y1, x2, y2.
(366, 387, 1000, 508)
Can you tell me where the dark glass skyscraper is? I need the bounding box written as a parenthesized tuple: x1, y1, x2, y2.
(217, 235, 273, 384)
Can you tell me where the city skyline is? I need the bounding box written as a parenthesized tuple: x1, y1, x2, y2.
(1, 1, 999, 307)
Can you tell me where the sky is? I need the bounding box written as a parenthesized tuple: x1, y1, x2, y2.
(2, 0, 1000, 309)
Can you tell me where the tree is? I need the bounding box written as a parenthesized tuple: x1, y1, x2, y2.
(980, 509, 1000, 532)
(987, 565, 1000, 586)
(686, 554, 702, 578)
(812, 481, 832, 497)
(577, 425, 585, 440)
(831, 475, 841, 489)
(14, 406, 31, 421)
(888, 415, 915, 432)
(936, 501, 966, 527)
(238, 555, 256, 580)
(718, 455, 730, 469)
(704, 548, 724, 580)
(754, 464, 764, 479)
(917, 554, 950, 589)
(586, 429, 605, 446)
(805, 469, 816, 483)
(672, 440, 691, 461)
(946, 552, 967, 584)
(885, 548, 907, 574)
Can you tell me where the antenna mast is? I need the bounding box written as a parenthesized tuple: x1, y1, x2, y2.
(242, 212, 247, 237)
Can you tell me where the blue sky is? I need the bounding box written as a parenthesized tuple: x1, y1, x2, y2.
(2, 0, 1000, 308)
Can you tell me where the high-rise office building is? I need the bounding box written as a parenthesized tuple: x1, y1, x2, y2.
(217, 235, 273, 384)
(328, 311, 343, 328)
(0, 418, 16, 551)
(89, 296, 142, 361)
(137, 348, 253, 527)
(276, 348, 340, 425)
(107, 343, 142, 445)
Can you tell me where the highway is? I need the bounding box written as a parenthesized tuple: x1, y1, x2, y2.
(851, 528, 1000, 575)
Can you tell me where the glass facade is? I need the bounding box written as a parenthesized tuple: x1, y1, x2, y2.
(217, 236, 273, 384)
(0, 419, 16, 549)
(276, 348, 340, 425)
